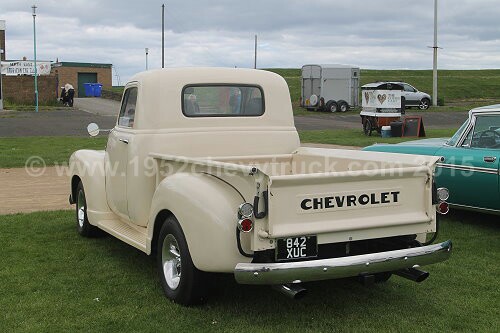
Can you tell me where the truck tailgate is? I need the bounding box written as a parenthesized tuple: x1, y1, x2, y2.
(267, 166, 435, 241)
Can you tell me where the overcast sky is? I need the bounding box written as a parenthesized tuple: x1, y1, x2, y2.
(1, 0, 499, 84)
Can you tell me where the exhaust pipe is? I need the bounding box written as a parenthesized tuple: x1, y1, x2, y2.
(272, 283, 307, 299)
(395, 267, 429, 283)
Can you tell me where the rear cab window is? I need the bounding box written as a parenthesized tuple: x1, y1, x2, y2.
(182, 85, 264, 117)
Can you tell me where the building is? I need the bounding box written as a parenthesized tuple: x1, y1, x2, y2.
(51, 62, 113, 97)
(0, 19, 113, 105)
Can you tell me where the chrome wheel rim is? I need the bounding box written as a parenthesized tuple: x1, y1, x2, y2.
(161, 234, 181, 290)
(77, 190, 85, 228)
(419, 100, 429, 109)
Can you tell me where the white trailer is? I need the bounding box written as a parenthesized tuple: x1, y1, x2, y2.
(301, 64, 360, 112)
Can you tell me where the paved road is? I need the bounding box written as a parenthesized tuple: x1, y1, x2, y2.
(74, 97, 120, 117)
(0, 101, 116, 138)
(0, 97, 469, 137)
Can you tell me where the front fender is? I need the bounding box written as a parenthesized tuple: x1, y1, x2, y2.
(70, 150, 111, 224)
(148, 173, 251, 272)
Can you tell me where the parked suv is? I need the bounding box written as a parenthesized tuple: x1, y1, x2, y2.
(363, 81, 431, 110)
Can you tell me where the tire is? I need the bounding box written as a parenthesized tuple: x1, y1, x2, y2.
(157, 216, 209, 305)
(338, 100, 349, 112)
(363, 119, 372, 136)
(419, 98, 430, 110)
(319, 97, 325, 111)
(325, 100, 338, 113)
(75, 181, 100, 237)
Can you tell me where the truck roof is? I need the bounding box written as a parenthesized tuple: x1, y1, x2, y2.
(126, 67, 296, 131)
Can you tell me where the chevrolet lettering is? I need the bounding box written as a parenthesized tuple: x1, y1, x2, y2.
(300, 191, 401, 212)
(69, 68, 452, 305)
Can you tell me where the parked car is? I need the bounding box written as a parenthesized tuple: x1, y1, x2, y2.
(364, 104, 500, 214)
(362, 82, 431, 110)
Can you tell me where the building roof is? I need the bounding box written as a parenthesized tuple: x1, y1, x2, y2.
(52, 62, 112, 69)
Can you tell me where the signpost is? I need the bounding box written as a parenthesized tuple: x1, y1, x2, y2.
(32, 5, 38, 113)
(0, 49, 3, 110)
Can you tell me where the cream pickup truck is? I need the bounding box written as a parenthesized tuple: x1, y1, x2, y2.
(69, 68, 452, 305)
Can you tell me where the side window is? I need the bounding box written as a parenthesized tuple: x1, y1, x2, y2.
(404, 84, 415, 92)
(470, 115, 500, 149)
(118, 87, 138, 128)
(461, 127, 473, 147)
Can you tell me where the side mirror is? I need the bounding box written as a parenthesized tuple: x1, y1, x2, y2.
(87, 123, 100, 137)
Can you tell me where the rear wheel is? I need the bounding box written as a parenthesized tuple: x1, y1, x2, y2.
(419, 98, 430, 110)
(338, 100, 349, 112)
(326, 100, 338, 113)
(157, 216, 210, 305)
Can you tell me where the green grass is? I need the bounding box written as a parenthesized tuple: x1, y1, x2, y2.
(300, 128, 457, 147)
(0, 136, 107, 168)
(0, 210, 498, 332)
(0, 130, 458, 169)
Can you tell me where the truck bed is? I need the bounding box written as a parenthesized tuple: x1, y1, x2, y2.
(152, 147, 440, 244)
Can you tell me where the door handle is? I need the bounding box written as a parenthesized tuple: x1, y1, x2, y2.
(119, 138, 129, 144)
(483, 156, 496, 163)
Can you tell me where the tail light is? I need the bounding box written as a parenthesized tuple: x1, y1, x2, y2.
(238, 218, 253, 232)
(435, 187, 449, 215)
(436, 201, 449, 215)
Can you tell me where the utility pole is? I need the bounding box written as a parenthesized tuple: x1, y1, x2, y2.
(145, 48, 149, 70)
(432, 0, 438, 106)
(32, 5, 38, 112)
(0, 49, 3, 111)
(254, 35, 257, 69)
(162, 4, 165, 68)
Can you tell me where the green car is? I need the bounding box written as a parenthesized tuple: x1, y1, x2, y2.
(364, 105, 500, 214)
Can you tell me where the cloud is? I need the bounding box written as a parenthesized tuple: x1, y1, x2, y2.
(1, 0, 499, 84)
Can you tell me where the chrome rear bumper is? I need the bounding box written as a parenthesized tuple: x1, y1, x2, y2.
(234, 240, 452, 285)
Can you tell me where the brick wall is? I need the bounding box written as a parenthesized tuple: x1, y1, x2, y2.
(2, 74, 58, 104)
(52, 66, 112, 97)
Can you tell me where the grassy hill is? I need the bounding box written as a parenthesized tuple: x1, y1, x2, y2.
(267, 68, 500, 107)
(110, 69, 500, 114)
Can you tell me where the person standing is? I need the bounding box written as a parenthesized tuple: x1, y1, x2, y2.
(64, 83, 75, 107)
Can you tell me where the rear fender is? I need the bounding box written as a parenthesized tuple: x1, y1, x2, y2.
(148, 173, 250, 272)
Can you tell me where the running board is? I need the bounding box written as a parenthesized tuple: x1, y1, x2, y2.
(98, 219, 148, 253)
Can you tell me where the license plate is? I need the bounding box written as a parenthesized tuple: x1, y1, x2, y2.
(276, 236, 317, 262)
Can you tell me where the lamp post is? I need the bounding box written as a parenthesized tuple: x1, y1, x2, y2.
(145, 48, 149, 70)
(161, 4, 165, 68)
(432, 0, 438, 106)
(32, 5, 38, 113)
(254, 35, 257, 69)
(0, 48, 3, 111)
